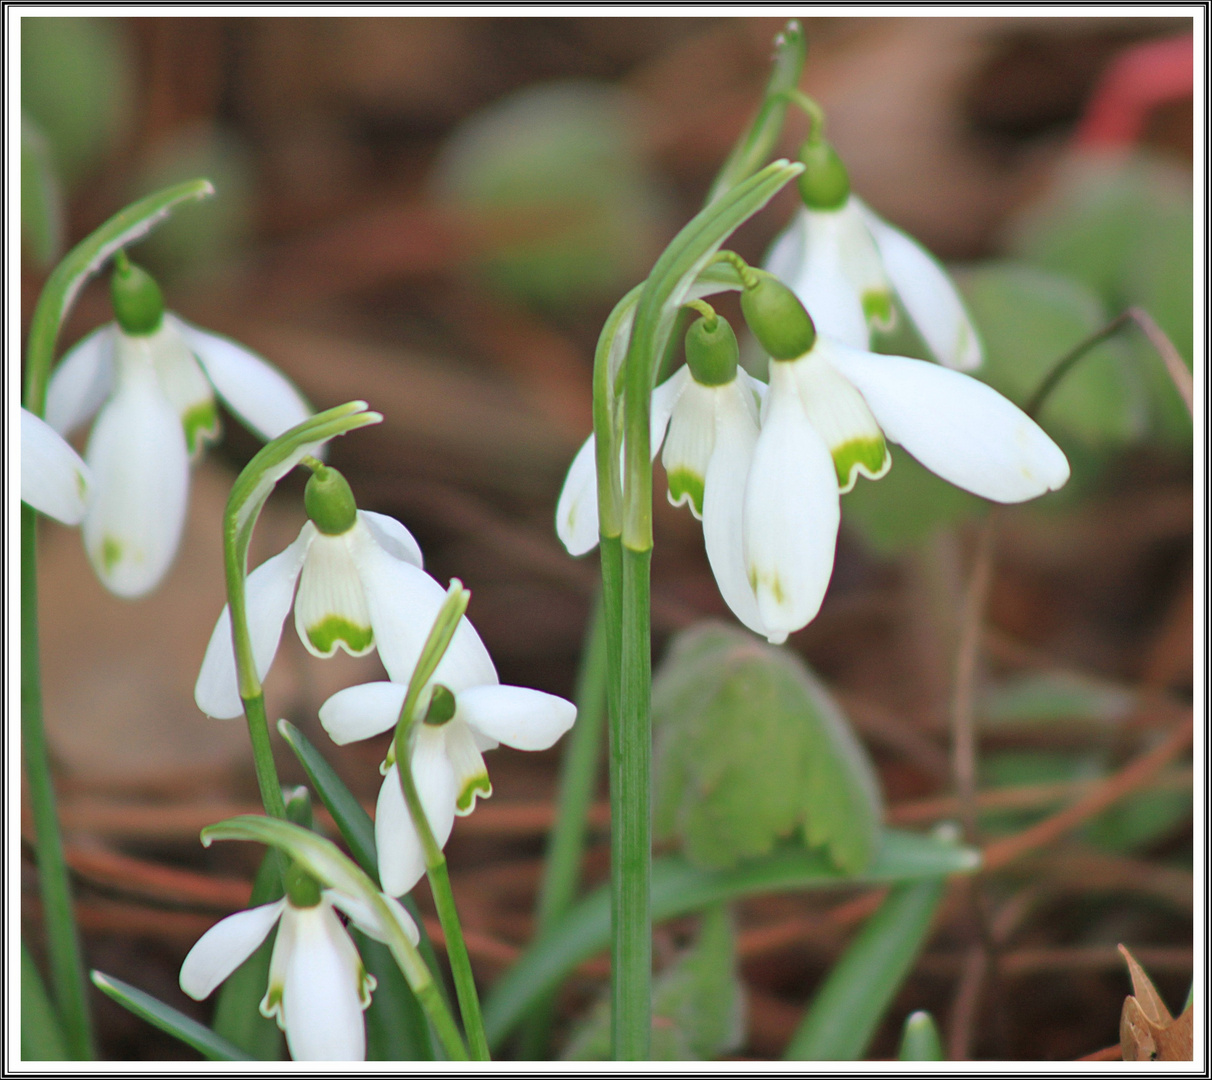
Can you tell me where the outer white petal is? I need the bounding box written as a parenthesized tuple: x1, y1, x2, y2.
(359, 509, 423, 568)
(855, 198, 982, 371)
(45, 324, 116, 436)
(171, 314, 314, 442)
(763, 209, 809, 285)
(195, 526, 312, 719)
(179, 900, 284, 1000)
(744, 361, 841, 644)
(824, 345, 1070, 503)
(82, 364, 190, 598)
(456, 684, 576, 751)
(555, 434, 600, 557)
(21, 407, 92, 525)
(280, 903, 367, 1061)
(327, 890, 420, 947)
(701, 383, 766, 637)
(294, 529, 374, 658)
(784, 208, 870, 349)
(319, 681, 406, 745)
(376, 735, 457, 897)
(650, 364, 692, 451)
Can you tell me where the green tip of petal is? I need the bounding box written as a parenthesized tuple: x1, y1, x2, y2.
(100, 536, 124, 574)
(456, 773, 492, 814)
(666, 468, 705, 519)
(306, 617, 374, 657)
(862, 289, 896, 332)
(182, 400, 220, 457)
(833, 438, 891, 493)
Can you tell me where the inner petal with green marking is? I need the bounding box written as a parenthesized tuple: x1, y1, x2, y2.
(182, 399, 221, 456)
(861, 288, 897, 333)
(661, 380, 717, 520)
(445, 719, 493, 816)
(294, 530, 375, 658)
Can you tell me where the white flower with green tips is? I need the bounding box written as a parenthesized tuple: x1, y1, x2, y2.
(45, 255, 312, 597)
(319, 622, 577, 897)
(194, 464, 429, 720)
(21, 406, 92, 525)
(179, 877, 418, 1061)
(765, 134, 982, 371)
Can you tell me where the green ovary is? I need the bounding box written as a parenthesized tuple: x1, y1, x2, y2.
(833, 438, 890, 492)
(182, 400, 220, 456)
(666, 468, 705, 518)
(306, 616, 374, 656)
(457, 773, 492, 813)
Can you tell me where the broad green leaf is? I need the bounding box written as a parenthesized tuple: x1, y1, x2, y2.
(898, 1010, 943, 1060)
(654, 623, 882, 874)
(562, 905, 745, 1060)
(482, 828, 980, 1048)
(21, 112, 63, 268)
(89, 971, 251, 1061)
(21, 942, 68, 1060)
(784, 877, 946, 1060)
(957, 261, 1145, 447)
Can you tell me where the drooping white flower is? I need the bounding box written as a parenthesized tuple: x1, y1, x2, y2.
(45, 260, 312, 598)
(20, 406, 92, 525)
(179, 885, 418, 1061)
(194, 471, 429, 719)
(745, 334, 1071, 644)
(320, 621, 576, 897)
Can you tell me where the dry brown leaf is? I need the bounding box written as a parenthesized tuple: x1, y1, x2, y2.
(1118, 944, 1193, 1061)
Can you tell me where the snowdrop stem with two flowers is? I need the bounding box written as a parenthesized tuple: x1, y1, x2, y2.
(21, 179, 214, 1061)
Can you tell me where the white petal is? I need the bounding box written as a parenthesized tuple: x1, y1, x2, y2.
(834, 198, 895, 332)
(171, 314, 314, 442)
(442, 719, 492, 815)
(82, 364, 190, 598)
(135, 322, 218, 456)
(44, 324, 115, 436)
(661, 380, 716, 519)
(701, 384, 767, 637)
(359, 509, 423, 568)
(744, 361, 841, 643)
(179, 900, 284, 1001)
(856, 198, 982, 371)
(319, 681, 406, 745)
(824, 345, 1071, 503)
(21, 407, 91, 525)
(781, 208, 870, 350)
(328, 890, 420, 947)
(650, 364, 692, 451)
(280, 903, 367, 1061)
(763, 209, 809, 285)
(456, 684, 576, 752)
(376, 733, 456, 897)
(555, 434, 600, 557)
(195, 526, 312, 719)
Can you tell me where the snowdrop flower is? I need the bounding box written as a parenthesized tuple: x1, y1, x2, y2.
(21, 406, 92, 525)
(180, 871, 418, 1061)
(195, 464, 429, 720)
(44, 254, 312, 597)
(740, 273, 1070, 644)
(765, 133, 982, 371)
(319, 602, 577, 896)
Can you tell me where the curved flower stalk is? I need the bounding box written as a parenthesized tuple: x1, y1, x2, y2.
(180, 875, 418, 1060)
(21, 406, 92, 525)
(765, 132, 982, 372)
(45, 256, 312, 597)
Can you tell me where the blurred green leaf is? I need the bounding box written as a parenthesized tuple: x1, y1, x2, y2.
(982, 671, 1137, 728)
(1082, 786, 1192, 854)
(21, 16, 134, 184)
(562, 905, 745, 1060)
(21, 112, 64, 268)
(21, 942, 68, 1060)
(654, 623, 882, 874)
(357, 933, 436, 1061)
(784, 877, 945, 1060)
(898, 1009, 943, 1060)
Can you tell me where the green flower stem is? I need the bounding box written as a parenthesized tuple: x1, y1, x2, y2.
(21, 506, 93, 1061)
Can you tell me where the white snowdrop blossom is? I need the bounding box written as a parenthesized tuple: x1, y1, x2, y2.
(744, 334, 1071, 644)
(21, 406, 92, 525)
(46, 304, 312, 597)
(194, 497, 428, 720)
(765, 195, 983, 372)
(319, 603, 577, 897)
(179, 885, 418, 1061)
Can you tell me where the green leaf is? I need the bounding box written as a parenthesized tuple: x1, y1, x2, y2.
(784, 877, 946, 1060)
(482, 828, 979, 1048)
(898, 1010, 944, 1060)
(562, 905, 745, 1061)
(21, 112, 63, 268)
(21, 942, 68, 1060)
(357, 933, 436, 1061)
(982, 671, 1137, 728)
(653, 623, 882, 874)
(89, 971, 251, 1061)
(956, 261, 1146, 447)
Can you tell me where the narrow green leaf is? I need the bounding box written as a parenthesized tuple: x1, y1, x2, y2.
(21, 112, 64, 268)
(899, 1010, 944, 1060)
(784, 878, 946, 1060)
(483, 829, 978, 1048)
(358, 932, 436, 1061)
(21, 942, 68, 1061)
(89, 971, 252, 1061)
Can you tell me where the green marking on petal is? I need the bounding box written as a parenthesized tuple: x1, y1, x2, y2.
(832, 436, 891, 493)
(101, 536, 123, 574)
(456, 772, 492, 814)
(862, 289, 896, 332)
(75, 469, 88, 498)
(182, 400, 220, 457)
(260, 983, 284, 1024)
(306, 616, 374, 657)
(667, 468, 705, 518)
(357, 963, 377, 1009)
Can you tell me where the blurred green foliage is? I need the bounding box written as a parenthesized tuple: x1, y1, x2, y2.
(21, 112, 64, 268)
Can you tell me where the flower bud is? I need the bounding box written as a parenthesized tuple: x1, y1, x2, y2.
(304, 465, 358, 536)
(110, 256, 165, 336)
(685, 314, 739, 387)
(796, 135, 850, 211)
(423, 684, 457, 727)
(740, 269, 817, 360)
